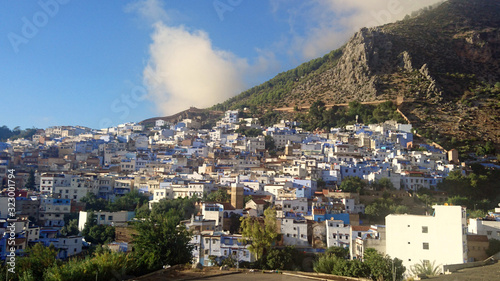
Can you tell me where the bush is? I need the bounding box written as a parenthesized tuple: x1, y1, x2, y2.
(44, 251, 132, 281)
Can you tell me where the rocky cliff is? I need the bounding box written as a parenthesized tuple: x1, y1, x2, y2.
(213, 0, 500, 151)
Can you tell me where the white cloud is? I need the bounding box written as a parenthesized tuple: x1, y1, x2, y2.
(144, 23, 250, 115)
(127, 0, 279, 116)
(124, 0, 170, 24)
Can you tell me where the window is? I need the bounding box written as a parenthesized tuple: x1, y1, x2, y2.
(423, 243, 429, 250)
(108, 216, 113, 221)
(422, 226, 428, 233)
(487, 231, 492, 236)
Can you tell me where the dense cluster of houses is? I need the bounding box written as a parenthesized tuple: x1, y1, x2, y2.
(0, 109, 498, 275)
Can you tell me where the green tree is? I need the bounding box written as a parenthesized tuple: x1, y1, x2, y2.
(151, 197, 197, 220)
(325, 246, 349, 259)
(131, 211, 193, 273)
(264, 135, 276, 151)
(313, 254, 338, 275)
(266, 246, 297, 270)
(364, 248, 405, 281)
(410, 260, 440, 278)
(486, 239, 500, 256)
(229, 212, 241, 234)
(240, 207, 278, 260)
(25, 170, 36, 190)
(60, 219, 79, 236)
(81, 193, 108, 212)
(447, 195, 469, 206)
(81, 213, 115, 245)
(340, 177, 366, 193)
(17, 243, 58, 280)
(110, 190, 149, 212)
(313, 254, 370, 278)
(135, 203, 151, 219)
(44, 250, 132, 281)
(206, 189, 230, 203)
(365, 198, 408, 223)
(372, 178, 394, 191)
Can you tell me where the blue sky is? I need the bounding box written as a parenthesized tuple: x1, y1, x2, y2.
(0, 0, 441, 129)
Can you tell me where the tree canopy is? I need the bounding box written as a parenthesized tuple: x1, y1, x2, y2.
(239, 207, 279, 260)
(81, 212, 115, 245)
(339, 177, 367, 193)
(314, 248, 405, 280)
(131, 211, 193, 273)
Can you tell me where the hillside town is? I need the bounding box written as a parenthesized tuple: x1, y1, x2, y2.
(1, 109, 499, 278)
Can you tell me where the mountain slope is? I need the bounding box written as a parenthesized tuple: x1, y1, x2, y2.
(213, 0, 500, 152)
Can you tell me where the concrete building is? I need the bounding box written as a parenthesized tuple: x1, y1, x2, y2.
(352, 225, 386, 261)
(386, 205, 467, 275)
(78, 211, 136, 231)
(280, 217, 309, 247)
(39, 173, 71, 195)
(466, 235, 489, 262)
(468, 218, 500, 240)
(325, 219, 350, 249)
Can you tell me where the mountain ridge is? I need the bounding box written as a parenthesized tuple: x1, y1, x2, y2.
(143, 0, 499, 155)
(208, 0, 500, 154)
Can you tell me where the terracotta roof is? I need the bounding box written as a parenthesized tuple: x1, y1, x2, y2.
(467, 235, 489, 242)
(351, 225, 371, 231)
(251, 199, 267, 205)
(220, 202, 235, 210)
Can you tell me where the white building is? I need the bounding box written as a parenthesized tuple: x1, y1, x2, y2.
(155, 119, 166, 127)
(40, 173, 71, 195)
(78, 211, 136, 231)
(468, 218, 500, 240)
(280, 218, 309, 247)
(191, 233, 255, 266)
(55, 236, 83, 259)
(246, 136, 265, 153)
(326, 219, 351, 249)
(53, 177, 93, 202)
(275, 198, 308, 215)
(149, 186, 174, 209)
(223, 110, 239, 124)
(386, 205, 467, 276)
(173, 182, 216, 199)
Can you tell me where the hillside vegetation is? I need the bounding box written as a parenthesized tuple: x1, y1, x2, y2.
(207, 0, 500, 154)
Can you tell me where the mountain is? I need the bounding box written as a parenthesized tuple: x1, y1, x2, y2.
(212, 0, 500, 153)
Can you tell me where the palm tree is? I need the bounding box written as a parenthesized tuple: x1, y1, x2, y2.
(410, 260, 441, 277)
